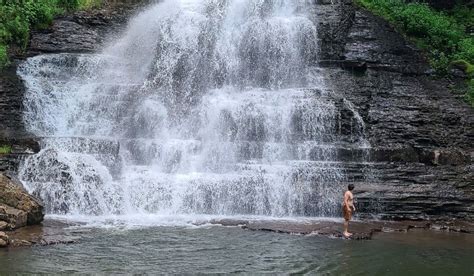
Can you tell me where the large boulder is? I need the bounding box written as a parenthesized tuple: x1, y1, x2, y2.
(0, 174, 44, 229)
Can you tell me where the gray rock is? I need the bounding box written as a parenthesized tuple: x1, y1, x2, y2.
(29, 20, 99, 54)
(0, 221, 7, 230)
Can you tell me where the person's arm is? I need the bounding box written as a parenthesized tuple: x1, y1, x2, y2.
(350, 194, 356, 211)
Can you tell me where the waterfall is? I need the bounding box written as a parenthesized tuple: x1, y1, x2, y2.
(17, 0, 367, 218)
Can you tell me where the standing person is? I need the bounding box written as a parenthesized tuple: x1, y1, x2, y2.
(342, 184, 355, 238)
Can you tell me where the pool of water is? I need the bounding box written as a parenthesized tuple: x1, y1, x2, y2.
(1, 224, 473, 274)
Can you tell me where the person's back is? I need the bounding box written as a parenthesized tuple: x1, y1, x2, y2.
(342, 184, 355, 237)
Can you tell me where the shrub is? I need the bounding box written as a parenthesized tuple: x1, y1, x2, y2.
(449, 5, 474, 31)
(0, 44, 8, 67)
(454, 38, 474, 67)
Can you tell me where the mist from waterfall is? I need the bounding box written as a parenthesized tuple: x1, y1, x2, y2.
(17, 0, 368, 219)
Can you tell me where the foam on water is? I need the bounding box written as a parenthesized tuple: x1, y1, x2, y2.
(47, 214, 342, 230)
(17, 0, 369, 224)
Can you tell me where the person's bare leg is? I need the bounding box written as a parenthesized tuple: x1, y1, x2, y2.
(343, 220, 352, 237)
(343, 220, 349, 237)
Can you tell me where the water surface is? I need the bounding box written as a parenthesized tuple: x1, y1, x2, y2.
(1, 226, 473, 274)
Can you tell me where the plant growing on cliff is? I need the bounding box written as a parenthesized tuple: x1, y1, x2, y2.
(355, 0, 474, 106)
(0, 145, 12, 154)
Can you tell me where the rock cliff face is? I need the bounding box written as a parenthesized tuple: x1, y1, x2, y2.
(315, 0, 473, 220)
(0, 0, 472, 221)
(27, 1, 150, 55)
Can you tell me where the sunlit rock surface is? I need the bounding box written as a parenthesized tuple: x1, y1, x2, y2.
(0, 174, 44, 230)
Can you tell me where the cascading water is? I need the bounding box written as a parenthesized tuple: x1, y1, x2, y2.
(17, 0, 368, 219)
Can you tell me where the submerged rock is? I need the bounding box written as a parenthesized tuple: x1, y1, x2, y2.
(0, 174, 44, 229)
(0, 221, 7, 230)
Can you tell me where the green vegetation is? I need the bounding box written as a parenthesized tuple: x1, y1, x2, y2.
(355, 0, 474, 106)
(58, 0, 103, 11)
(0, 44, 7, 66)
(0, 145, 12, 154)
(0, 0, 102, 69)
(467, 79, 474, 104)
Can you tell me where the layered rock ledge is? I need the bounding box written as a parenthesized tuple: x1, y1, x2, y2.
(314, 0, 474, 220)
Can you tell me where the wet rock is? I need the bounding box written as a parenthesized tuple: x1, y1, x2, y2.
(208, 218, 472, 240)
(209, 218, 377, 239)
(0, 64, 28, 139)
(429, 220, 474, 233)
(0, 174, 44, 227)
(0, 231, 9, 247)
(6, 219, 81, 247)
(9, 239, 32, 247)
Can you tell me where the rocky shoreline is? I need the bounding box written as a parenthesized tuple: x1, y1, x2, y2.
(211, 218, 474, 239)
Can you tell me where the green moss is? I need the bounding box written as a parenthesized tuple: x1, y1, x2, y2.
(0, 145, 12, 155)
(355, 0, 474, 106)
(451, 60, 474, 76)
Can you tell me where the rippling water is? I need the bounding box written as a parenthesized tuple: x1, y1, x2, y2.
(1, 226, 473, 274)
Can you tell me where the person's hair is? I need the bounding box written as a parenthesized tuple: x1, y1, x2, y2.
(348, 184, 355, 191)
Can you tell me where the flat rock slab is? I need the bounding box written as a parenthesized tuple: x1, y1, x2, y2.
(209, 218, 473, 240)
